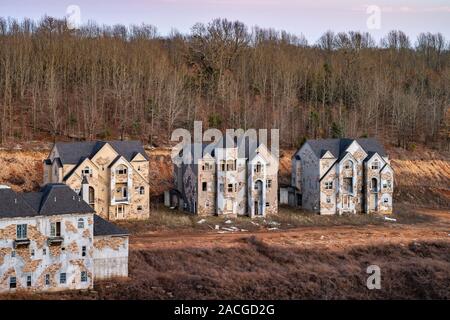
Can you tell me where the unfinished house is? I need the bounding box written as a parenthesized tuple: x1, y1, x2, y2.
(291, 138, 393, 215)
(168, 139, 278, 217)
(43, 140, 150, 221)
(0, 183, 128, 293)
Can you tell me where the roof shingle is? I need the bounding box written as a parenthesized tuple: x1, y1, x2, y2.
(93, 214, 128, 236)
(0, 184, 94, 218)
(305, 138, 386, 159)
(52, 140, 149, 165)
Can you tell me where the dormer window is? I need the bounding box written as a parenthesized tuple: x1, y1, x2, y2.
(82, 167, 91, 176)
(371, 160, 379, 170)
(116, 165, 127, 175)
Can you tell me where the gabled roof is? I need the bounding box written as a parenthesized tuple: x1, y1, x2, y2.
(51, 140, 149, 165)
(363, 151, 383, 163)
(108, 155, 123, 168)
(23, 183, 95, 216)
(63, 156, 93, 181)
(305, 138, 386, 159)
(93, 214, 128, 236)
(53, 157, 63, 167)
(1, 184, 95, 218)
(177, 134, 275, 164)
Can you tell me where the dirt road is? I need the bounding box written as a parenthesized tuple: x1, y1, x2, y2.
(130, 206, 450, 252)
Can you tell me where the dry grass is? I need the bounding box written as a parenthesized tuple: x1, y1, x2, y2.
(117, 205, 434, 236)
(6, 239, 449, 300)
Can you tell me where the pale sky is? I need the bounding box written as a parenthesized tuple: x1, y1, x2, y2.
(1, 0, 449, 43)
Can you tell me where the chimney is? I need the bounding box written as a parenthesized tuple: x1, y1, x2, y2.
(81, 175, 89, 204)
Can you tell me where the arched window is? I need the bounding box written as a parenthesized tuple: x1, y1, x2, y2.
(371, 178, 378, 192)
(77, 218, 84, 229)
(116, 165, 127, 175)
(344, 160, 353, 170)
(139, 186, 145, 195)
(88, 186, 95, 205)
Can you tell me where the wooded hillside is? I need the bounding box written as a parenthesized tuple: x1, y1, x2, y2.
(0, 17, 448, 149)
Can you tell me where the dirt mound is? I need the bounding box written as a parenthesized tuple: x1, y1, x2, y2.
(0, 151, 46, 192)
(392, 159, 450, 207)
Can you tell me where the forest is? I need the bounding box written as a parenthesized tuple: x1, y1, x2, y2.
(0, 16, 448, 149)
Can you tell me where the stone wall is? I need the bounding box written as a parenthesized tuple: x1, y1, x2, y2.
(0, 213, 94, 293)
(93, 235, 128, 279)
